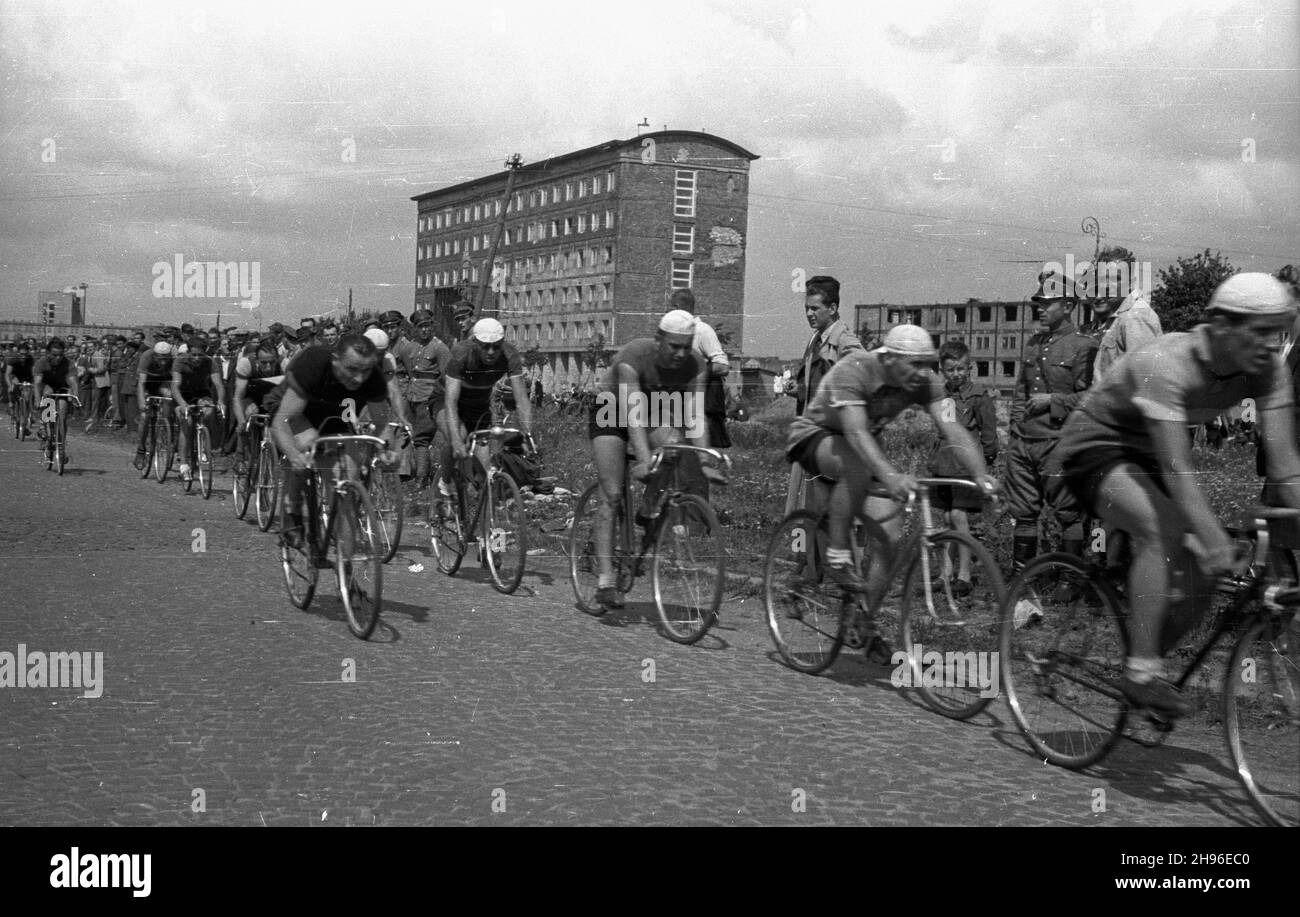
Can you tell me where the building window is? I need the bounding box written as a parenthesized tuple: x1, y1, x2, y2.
(578, 178, 587, 199)
(564, 217, 573, 235)
(453, 240, 460, 254)
(462, 206, 470, 222)
(606, 211, 615, 230)
(976, 361, 990, 377)
(495, 200, 502, 217)
(1001, 361, 1016, 377)
(472, 236, 480, 252)
(602, 283, 610, 301)
(1004, 305, 1018, 322)
(674, 170, 697, 217)
(978, 306, 992, 323)
(565, 182, 573, 202)
(1001, 335, 1016, 350)
(672, 223, 694, 255)
(471, 266, 479, 282)
(671, 259, 693, 289)
(578, 214, 586, 233)
(550, 220, 559, 238)
(435, 214, 443, 230)
(473, 204, 481, 221)
(603, 246, 613, 264)
(482, 233, 490, 249)
(607, 169, 615, 192)
(954, 307, 966, 323)
(931, 333, 941, 350)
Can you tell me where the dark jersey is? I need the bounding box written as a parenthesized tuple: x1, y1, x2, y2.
(33, 354, 74, 390)
(172, 353, 216, 395)
(5, 353, 34, 383)
(284, 345, 387, 430)
(137, 350, 173, 382)
(445, 341, 522, 413)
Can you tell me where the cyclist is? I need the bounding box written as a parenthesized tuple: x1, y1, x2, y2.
(232, 340, 286, 475)
(439, 317, 533, 497)
(396, 308, 451, 491)
(171, 335, 225, 483)
(785, 324, 999, 593)
(32, 338, 76, 460)
(587, 309, 719, 610)
(1052, 272, 1300, 717)
(134, 339, 175, 471)
(270, 332, 402, 550)
(4, 341, 35, 436)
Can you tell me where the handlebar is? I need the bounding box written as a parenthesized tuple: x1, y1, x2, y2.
(863, 476, 1000, 508)
(646, 444, 732, 475)
(465, 425, 537, 456)
(306, 434, 389, 462)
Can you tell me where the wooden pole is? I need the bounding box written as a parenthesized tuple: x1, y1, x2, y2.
(474, 153, 523, 317)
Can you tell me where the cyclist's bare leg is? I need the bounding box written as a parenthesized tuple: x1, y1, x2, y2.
(808, 435, 871, 553)
(591, 433, 626, 584)
(1092, 464, 1185, 663)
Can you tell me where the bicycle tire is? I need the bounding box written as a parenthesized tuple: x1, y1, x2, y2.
(428, 483, 467, 576)
(369, 467, 404, 564)
(999, 553, 1129, 769)
(197, 424, 213, 498)
(182, 418, 196, 493)
(764, 510, 847, 674)
(334, 482, 384, 639)
(141, 409, 155, 479)
(255, 439, 279, 531)
(279, 486, 318, 610)
(232, 440, 253, 518)
(652, 494, 723, 644)
(568, 483, 630, 616)
(152, 413, 172, 483)
(484, 470, 527, 594)
(10, 398, 18, 440)
(898, 530, 1006, 720)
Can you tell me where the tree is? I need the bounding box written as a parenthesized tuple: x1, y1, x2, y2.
(521, 344, 547, 373)
(713, 322, 736, 351)
(581, 334, 615, 374)
(1149, 249, 1237, 334)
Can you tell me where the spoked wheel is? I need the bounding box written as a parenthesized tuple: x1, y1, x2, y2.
(1000, 553, 1129, 768)
(196, 424, 213, 499)
(255, 439, 279, 531)
(764, 510, 847, 674)
(141, 413, 156, 479)
(484, 471, 527, 594)
(334, 483, 384, 639)
(182, 424, 196, 493)
(897, 531, 1007, 719)
(568, 483, 630, 616)
(1224, 543, 1300, 827)
(428, 485, 467, 576)
(152, 414, 172, 483)
(232, 444, 253, 519)
(10, 401, 19, 440)
(652, 494, 724, 644)
(369, 467, 404, 564)
(279, 490, 318, 610)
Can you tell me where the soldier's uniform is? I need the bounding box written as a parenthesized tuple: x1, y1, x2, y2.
(1006, 300, 1097, 567)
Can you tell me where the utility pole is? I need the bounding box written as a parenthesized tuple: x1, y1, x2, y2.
(1081, 216, 1101, 262)
(348, 288, 354, 326)
(474, 153, 524, 318)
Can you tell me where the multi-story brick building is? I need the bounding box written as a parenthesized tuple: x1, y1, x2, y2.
(854, 300, 1098, 397)
(411, 131, 758, 387)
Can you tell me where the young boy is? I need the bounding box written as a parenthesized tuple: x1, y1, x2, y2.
(928, 340, 999, 594)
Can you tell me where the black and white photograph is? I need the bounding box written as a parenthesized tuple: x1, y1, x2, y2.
(1, 0, 1296, 860)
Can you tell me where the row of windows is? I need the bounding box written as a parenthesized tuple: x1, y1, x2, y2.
(416, 170, 619, 233)
(511, 247, 614, 278)
(504, 283, 612, 311)
(883, 305, 1036, 326)
(417, 213, 616, 260)
(504, 319, 611, 344)
(972, 360, 1019, 379)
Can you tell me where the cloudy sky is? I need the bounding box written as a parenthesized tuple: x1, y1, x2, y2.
(1, 0, 1295, 357)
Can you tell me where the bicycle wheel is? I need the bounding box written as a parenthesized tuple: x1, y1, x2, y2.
(279, 485, 318, 610)
(141, 411, 155, 479)
(369, 467, 404, 564)
(1000, 553, 1129, 769)
(764, 510, 847, 674)
(429, 484, 467, 576)
(568, 483, 630, 616)
(484, 470, 527, 594)
(152, 414, 172, 483)
(232, 441, 253, 519)
(197, 424, 213, 498)
(897, 531, 1006, 719)
(334, 483, 383, 639)
(1224, 545, 1300, 827)
(255, 439, 279, 531)
(652, 494, 724, 644)
(182, 421, 196, 493)
(10, 399, 18, 440)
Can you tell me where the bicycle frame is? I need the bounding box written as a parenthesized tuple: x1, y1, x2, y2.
(300, 434, 388, 559)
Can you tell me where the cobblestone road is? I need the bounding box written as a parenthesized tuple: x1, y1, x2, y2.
(0, 427, 1274, 826)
